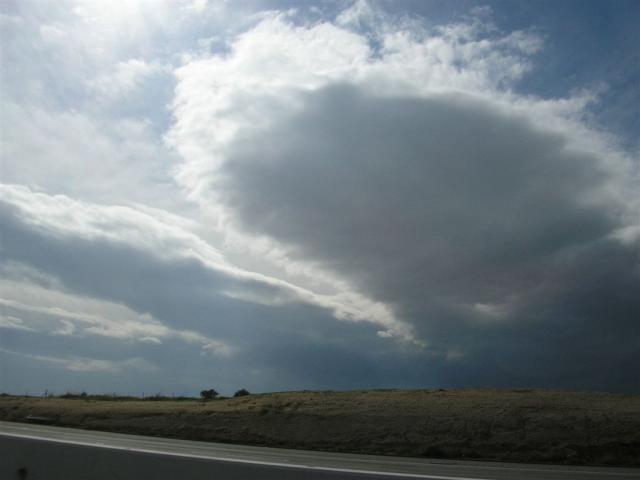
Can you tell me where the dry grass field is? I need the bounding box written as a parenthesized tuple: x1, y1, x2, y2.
(1, 389, 638, 466)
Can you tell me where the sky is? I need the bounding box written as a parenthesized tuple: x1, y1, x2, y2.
(0, 0, 638, 396)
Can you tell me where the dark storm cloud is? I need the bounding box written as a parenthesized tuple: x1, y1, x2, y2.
(214, 84, 639, 391)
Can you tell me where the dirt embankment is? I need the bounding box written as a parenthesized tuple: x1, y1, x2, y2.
(1, 389, 638, 466)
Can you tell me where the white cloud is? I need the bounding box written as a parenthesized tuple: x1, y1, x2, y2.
(0, 315, 35, 332)
(1, 184, 411, 340)
(472, 302, 510, 321)
(0, 284, 232, 356)
(90, 59, 168, 98)
(166, 4, 637, 352)
(39, 23, 66, 43)
(0, 103, 180, 207)
(168, 6, 632, 204)
(0, 348, 156, 373)
(445, 349, 465, 362)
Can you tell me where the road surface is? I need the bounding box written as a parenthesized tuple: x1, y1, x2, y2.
(1, 421, 637, 479)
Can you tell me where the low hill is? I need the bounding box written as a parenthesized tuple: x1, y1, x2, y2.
(1, 389, 638, 466)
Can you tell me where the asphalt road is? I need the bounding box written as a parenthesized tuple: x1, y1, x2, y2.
(1, 421, 637, 480)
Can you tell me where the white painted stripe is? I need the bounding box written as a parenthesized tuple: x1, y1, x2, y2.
(2, 431, 485, 480)
(2, 429, 638, 478)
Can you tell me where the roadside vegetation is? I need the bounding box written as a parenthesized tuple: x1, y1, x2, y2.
(1, 389, 638, 466)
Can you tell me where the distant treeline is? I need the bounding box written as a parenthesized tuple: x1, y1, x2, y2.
(60, 393, 200, 401)
(0, 390, 251, 401)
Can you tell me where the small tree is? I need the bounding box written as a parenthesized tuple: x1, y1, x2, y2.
(200, 389, 218, 400)
(233, 388, 250, 398)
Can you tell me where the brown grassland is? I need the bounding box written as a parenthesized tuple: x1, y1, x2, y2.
(1, 389, 638, 466)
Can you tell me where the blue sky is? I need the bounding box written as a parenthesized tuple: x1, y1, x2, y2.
(1, 0, 638, 396)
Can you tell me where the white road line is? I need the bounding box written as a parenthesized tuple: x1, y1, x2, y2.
(349, 458, 640, 477)
(1, 432, 486, 480)
(3, 428, 638, 478)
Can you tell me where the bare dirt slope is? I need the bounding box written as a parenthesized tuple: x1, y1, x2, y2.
(1, 389, 638, 466)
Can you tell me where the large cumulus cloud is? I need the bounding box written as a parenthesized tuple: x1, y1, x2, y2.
(167, 6, 639, 390)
